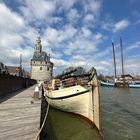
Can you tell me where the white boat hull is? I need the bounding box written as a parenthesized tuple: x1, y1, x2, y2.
(45, 85, 94, 122)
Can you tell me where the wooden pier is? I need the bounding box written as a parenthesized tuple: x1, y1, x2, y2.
(0, 85, 41, 140)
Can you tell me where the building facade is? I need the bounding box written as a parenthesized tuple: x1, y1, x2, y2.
(31, 37, 53, 82)
(0, 62, 8, 74)
(6, 66, 22, 76)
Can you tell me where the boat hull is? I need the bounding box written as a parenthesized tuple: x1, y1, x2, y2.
(45, 85, 95, 124)
(100, 81, 115, 87)
(44, 84, 100, 131)
(128, 83, 140, 88)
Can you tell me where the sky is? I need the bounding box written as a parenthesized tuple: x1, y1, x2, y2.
(0, 0, 140, 76)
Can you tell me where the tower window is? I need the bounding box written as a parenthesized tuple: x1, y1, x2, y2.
(40, 67, 42, 70)
(47, 67, 49, 71)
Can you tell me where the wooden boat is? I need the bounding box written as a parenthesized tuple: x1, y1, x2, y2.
(100, 41, 117, 87)
(100, 80, 115, 87)
(100, 38, 132, 88)
(43, 67, 103, 138)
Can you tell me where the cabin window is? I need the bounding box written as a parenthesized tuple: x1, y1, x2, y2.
(40, 67, 42, 70)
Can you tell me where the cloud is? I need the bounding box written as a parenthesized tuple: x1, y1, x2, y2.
(101, 18, 130, 33)
(101, 21, 114, 31)
(0, 3, 25, 33)
(0, 2, 38, 69)
(81, 27, 92, 37)
(124, 58, 140, 74)
(134, 19, 140, 25)
(84, 14, 95, 23)
(67, 8, 80, 23)
(127, 41, 140, 50)
(44, 25, 77, 46)
(57, 0, 76, 11)
(19, 0, 56, 21)
(51, 58, 70, 68)
(113, 19, 130, 32)
(81, 0, 101, 16)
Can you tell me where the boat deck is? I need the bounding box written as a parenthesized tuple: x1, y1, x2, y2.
(0, 85, 41, 140)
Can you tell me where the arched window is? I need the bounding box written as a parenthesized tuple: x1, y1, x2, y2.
(40, 67, 42, 70)
(47, 67, 49, 71)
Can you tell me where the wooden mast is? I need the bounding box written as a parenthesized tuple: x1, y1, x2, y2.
(120, 36, 125, 85)
(112, 41, 117, 79)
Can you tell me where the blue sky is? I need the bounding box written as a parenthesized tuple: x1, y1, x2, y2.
(0, 0, 140, 75)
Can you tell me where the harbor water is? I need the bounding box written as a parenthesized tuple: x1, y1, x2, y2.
(100, 86, 140, 140)
(43, 107, 102, 140)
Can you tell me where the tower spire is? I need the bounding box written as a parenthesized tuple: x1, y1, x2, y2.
(35, 37, 42, 52)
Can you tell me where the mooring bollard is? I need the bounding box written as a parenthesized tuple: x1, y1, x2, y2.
(33, 86, 39, 99)
(38, 82, 42, 91)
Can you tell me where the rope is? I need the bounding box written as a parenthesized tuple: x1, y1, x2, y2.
(33, 96, 50, 140)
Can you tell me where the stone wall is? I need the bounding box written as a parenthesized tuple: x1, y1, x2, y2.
(0, 74, 37, 96)
(31, 64, 53, 81)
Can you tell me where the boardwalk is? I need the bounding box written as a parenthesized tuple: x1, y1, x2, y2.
(0, 85, 41, 140)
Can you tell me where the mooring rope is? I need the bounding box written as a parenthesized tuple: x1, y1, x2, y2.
(33, 96, 49, 140)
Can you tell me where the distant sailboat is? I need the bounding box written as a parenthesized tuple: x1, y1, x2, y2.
(100, 40, 117, 87)
(100, 36, 140, 88)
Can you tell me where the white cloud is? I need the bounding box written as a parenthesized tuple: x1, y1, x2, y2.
(0, 2, 38, 69)
(113, 19, 130, 32)
(57, 0, 76, 11)
(0, 3, 25, 33)
(44, 25, 77, 46)
(67, 8, 80, 23)
(124, 58, 140, 75)
(45, 27, 59, 43)
(88, 0, 101, 15)
(82, 0, 101, 16)
(51, 58, 70, 68)
(127, 41, 140, 50)
(84, 14, 95, 22)
(81, 27, 92, 37)
(19, 0, 56, 21)
(101, 19, 130, 33)
(0, 32, 23, 49)
(101, 21, 114, 31)
(94, 33, 103, 40)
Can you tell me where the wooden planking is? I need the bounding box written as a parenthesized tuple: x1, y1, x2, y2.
(0, 85, 41, 140)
